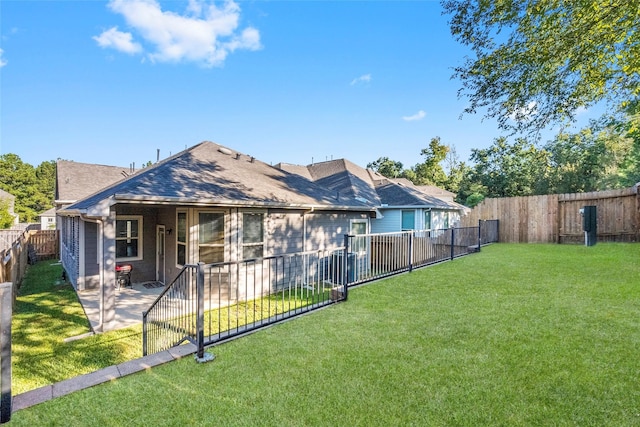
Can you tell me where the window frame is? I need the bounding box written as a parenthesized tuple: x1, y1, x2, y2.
(241, 211, 265, 260)
(401, 210, 416, 231)
(196, 210, 226, 264)
(176, 210, 188, 267)
(115, 215, 143, 261)
(349, 219, 368, 254)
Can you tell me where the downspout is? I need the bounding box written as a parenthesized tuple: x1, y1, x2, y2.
(81, 214, 104, 332)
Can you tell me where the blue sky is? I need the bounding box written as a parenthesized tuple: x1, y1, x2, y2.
(1, 0, 598, 171)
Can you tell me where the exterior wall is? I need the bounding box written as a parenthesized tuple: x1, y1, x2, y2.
(305, 211, 370, 250)
(265, 209, 305, 255)
(40, 216, 56, 230)
(115, 206, 160, 284)
(371, 210, 401, 233)
(83, 221, 100, 290)
(372, 208, 461, 233)
(60, 215, 80, 289)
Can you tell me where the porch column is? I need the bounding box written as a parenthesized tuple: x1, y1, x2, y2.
(101, 209, 116, 331)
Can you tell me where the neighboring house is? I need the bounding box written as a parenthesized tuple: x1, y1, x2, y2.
(55, 160, 137, 210)
(39, 207, 57, 230)
(276, 159, 467, 234)
(57, 142, 373, 331)
(0, 188, 20, 226)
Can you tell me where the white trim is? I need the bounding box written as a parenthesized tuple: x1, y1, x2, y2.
(156, 225, 166, 284)
(240, 210, 266, 260)
(176, 209, 188, 268)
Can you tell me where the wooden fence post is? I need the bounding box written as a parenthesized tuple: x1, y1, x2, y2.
(0, 282, 12, 423)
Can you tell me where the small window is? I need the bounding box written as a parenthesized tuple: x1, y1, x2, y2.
(350, 220, 368, 253)
(177, 211, 187, 266)
(116, 216, 142, 260)
(401, 210, 415, 231)
(424, 210, 432, 230)
(242, 213, 264, 260)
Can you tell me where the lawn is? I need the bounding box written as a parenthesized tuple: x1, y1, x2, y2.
(9, 243, 640, 426)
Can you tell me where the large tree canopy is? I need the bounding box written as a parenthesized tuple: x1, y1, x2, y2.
(442, 0, 640, 132)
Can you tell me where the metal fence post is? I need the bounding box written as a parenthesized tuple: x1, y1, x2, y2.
(195, 263, 214, 363)
(1, 282, 12, 424)
(408, 231, 414, 273)
(478, 220, 482, 252)
(450, 228, 455, 260)
(343, 234, 349, 301)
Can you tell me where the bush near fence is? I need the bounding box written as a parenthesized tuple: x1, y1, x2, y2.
(461, 184, 640, 244)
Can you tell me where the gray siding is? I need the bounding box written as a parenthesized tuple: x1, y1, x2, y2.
(306, 212, 369, 250)
(83, 221, 100, 290)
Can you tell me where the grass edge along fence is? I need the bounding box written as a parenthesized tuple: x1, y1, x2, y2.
(144, 220, 499, 358)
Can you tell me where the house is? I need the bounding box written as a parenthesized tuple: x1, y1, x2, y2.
(57, 142, 374, 331)
(276, 159, 467, 234)
(38, 207, 57, 230)
(0, 189, 19, 227)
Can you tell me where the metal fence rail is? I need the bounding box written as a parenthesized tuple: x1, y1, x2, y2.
(143, 248, 348, 356)
(143, 221, 499, 357)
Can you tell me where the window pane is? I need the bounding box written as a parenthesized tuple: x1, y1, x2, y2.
(401, 211, 415, 230)
(116, 240, 138, 258)
(351, 222, 366, 235)
(199, 245, 224, 264)
(177, 243, 186, 265)
(116, 219, 138, 238)
(199, 213, 224, 244)
(243, 245, 263, 260)
(177, 212, 187, 242)
(425, 211, 432, 229)
(243, 213, 264, 243)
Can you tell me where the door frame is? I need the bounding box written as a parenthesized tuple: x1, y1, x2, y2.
(156, 225, 166, 284)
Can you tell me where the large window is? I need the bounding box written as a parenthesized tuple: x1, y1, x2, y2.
(116, 216, 142, 260)
(198, 212, 225, 264)
(401, 210, 415, 231)
(176, 211, 187, 266)
(242, 213, 264, 260)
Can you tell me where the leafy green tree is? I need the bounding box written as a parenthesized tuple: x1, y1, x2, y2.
(367, 157, 404, 178)
(0, 200, 15, 229)
(411, 137, 449, 186)
(0, 154, 55, 222)
(442, 0, 640, 132)
(469, 137, 549, 197)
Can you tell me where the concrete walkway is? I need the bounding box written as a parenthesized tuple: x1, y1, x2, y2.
(12, 343, 199, 412)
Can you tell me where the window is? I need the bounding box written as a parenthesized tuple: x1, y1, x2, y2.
(176, 211, 187, 266)
(116, 216, 142, 260)
(401, 210, 415, 231)
(424, 210, 432, 230)
(242, 213, 264, 260)
(444, 212, 450, 229)
(350, 220, 367, 253)
(198, 212, 225, 264)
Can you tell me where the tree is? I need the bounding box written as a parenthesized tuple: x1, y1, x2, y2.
(367, 157, 404, 178)
(442, 0, 640, 132)
(0, 154, 55, 222)
(0, 200, 15, 229)
(411, 137, 449, 186)
(469, 136, 549, 197)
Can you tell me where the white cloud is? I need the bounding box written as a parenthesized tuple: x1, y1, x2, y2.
(0, 49, 6, 68)
(93, 27, 143, 54)
(95, 0, 261, 67)
(402, 110, 426, 122)
(350, 74, 371, 86)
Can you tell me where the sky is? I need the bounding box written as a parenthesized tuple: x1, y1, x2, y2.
(1, 0, 600, 171)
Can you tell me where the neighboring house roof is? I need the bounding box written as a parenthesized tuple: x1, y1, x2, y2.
(413, 184, 456, 199)
(56, 160, 135, 203)
(279, 159, 464, 211)
(60, 142, 373, 217)
(0, 189, 15, 201)
(39, 207, 57, 217)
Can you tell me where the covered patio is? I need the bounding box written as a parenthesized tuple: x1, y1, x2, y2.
(76, 282, 165, 331)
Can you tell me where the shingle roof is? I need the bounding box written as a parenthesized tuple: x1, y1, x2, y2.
(281, 159, 462, 210)
(56, 160, 134, 202)
(0, 189, 15, 200)
(61, 142, 372, 214)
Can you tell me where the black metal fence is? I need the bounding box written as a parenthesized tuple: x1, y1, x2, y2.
(143, 248, 349, 356)
(143, 220, 499, 357)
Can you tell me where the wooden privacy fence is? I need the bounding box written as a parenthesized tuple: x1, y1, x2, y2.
(460, 184, 640, 244)
(0, 230, 60, 302)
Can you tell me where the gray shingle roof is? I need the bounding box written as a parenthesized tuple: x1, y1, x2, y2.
(61, 142, 372, 214)
(280, 159, 462, 211)
(0, 189, 15, 200)
(56, 160, 133, 202)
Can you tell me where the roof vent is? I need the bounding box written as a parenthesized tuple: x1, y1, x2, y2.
(218, 147, 233, 155)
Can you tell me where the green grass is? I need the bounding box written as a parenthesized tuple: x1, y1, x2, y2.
(10, 244, 640, 425)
